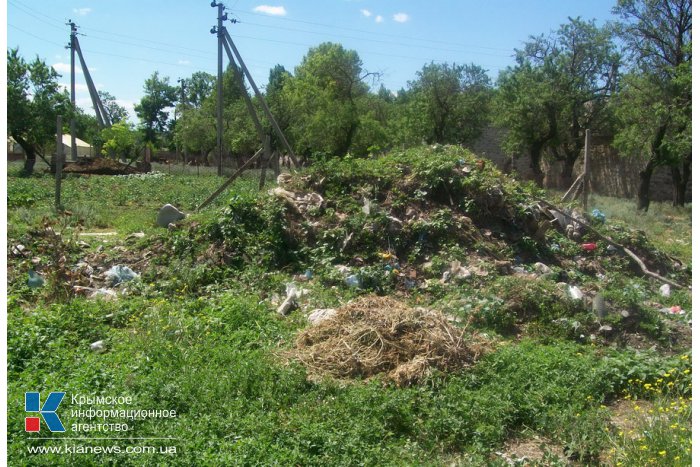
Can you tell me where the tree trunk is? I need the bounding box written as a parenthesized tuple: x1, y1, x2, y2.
(637, 160, 654, 212)
(529, 141, 544, 187)
(672, 156, 691, 207)
(671, 166, 683, 207)
(559, 156, 576, 189)
(14, 134, 37, 175)
(639, 124, 668, 211)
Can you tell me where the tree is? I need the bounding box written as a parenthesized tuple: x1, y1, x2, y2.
(612, 0, 691, 209)
(407, 62, 492, 145)
(493, 63, 559, 186)
(284, 43, 378, 158)
(134, 71, 177, 146)
(502, 18, 620, 187)
(101, 122, 139, 161)
(183, 71, 215, 108)
(7, 48, 71, 174)
(97, 90, 129, 124)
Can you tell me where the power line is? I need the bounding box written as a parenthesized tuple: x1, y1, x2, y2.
(227, 8, 514, 53)
(235, 20, 513, 58)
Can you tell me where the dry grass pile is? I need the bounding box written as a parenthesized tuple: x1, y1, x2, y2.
(292, 296, 491, 386)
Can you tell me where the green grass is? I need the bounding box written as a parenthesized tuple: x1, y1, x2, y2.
(6, 154, 691, 465)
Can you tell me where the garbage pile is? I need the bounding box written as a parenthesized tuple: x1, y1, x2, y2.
(290, 295, 491, 386)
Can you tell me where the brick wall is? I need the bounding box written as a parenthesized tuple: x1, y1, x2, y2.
(468, 127, 691, 202)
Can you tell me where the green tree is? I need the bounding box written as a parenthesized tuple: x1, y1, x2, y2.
(134, 71, 177, 146)
(97, 90, 129, 124)
(501, 18, 620, 187)
(7, 48, 71, 174)
(493, 64, 559, 186)
(183, 71, 215, 108)
(407, 62, 492, 145)
(612, 0, 691, 209)
(100, 122, 139, 161)
(284, 43, 377, 158)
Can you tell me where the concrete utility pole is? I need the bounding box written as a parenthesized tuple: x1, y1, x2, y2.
(213, 1, 225, 176)
(55, 116, 64, 209)
(67, 21, 78, 161)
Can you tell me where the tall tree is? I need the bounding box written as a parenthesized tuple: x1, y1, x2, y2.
(505, 18, 620, 187)
(493, 63, 560, 187)
(284, 43, 378, 157)
(612, 0, 691, 209)
(7, 48, 71, 174)
(97, 90, 129, 124)
(408, 62, 492, 145)
(134, 71, 177, 146)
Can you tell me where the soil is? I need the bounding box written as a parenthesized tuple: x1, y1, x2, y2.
(62, 157, 143, 175)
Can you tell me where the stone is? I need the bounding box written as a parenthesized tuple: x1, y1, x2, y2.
(156, 204, 186, 228)
(308, 308, 338, 325)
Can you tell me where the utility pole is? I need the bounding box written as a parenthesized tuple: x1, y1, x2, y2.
(212, 1, 225, 176)
(67, 20, 78, 161)
(177, 77, 188, 165)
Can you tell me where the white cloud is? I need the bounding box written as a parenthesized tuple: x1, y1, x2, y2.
(177, 59, 191, 65)
(393, 12, 409, 23)
(360, 9, 371, 17)
(73, 7, 92, 16)
(253, 5, 287, 16)
(375, 15, 384, 23)
(53, 63, 80, 74)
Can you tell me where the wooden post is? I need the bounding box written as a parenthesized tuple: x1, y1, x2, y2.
(55, 116, 64, 210)
(582, 129, 591, 212)
(273, 150, 281, 177)
(198, 147, 264, 211)
(259, 135, 271, 190)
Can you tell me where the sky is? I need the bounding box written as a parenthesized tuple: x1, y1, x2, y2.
(7, 0, 620, 122)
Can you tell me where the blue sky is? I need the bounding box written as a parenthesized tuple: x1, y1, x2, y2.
(7, 0, 619, 122)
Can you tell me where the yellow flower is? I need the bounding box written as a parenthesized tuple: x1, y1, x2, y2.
(680, 355, 689, 360)
(658, 450, 666, 456)
(683, 369, 690, 374)
(640, 445, 648, 451)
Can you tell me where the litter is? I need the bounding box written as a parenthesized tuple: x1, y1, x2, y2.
(156, 204, 186, 228)
(567, 285, 584, 301)
(90, 340, 106, 352)
(345, 274, 360, 288)
(659, 284, 671, 297)
(277, 283, 307, 315)
(660, 306, 685, 315)
(581, 242, 597, 252)
(591, 209, 606, 223)
(362, 197, 372, 215)
(592, 293, 607, 318)
(104, 265, 139, 286)
(27, 270, 45, 288)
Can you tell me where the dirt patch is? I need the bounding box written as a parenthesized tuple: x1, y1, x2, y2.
(494, 435, 568, 465)
(63, 157, 143, 175)
(290, 295, 492, 386)
(608, 399, 657, 439)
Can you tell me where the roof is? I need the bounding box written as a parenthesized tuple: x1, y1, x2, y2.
(61, 134, 92, 148)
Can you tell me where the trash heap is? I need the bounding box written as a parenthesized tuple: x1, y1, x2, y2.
(290, 295, 491, 386)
